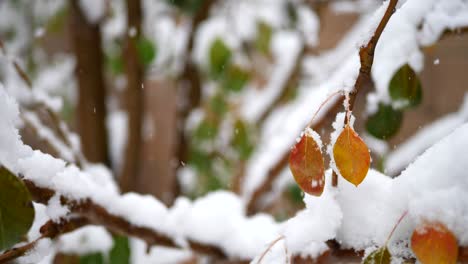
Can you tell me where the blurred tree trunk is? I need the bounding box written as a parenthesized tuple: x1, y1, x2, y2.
(140, 79, 178, 205)
(119, 0, 144, 193)
(69, 0, 109, 165)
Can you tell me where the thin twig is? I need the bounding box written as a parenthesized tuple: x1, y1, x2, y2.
(0, 217, 89, 263)
(256, 236, 285, 264)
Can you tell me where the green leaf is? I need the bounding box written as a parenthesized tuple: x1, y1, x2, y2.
(107, 54, 123, 75)
(205, 174, 224, 192)
(232, 120, 254, 160)
(255, 21, 273, 55)
(46, 7, 68, 33)
(209, 38, 232, 79)
(222, 65, 250, 93)
(210, 94, 228, 117)
(80, 252, 105, 264)
(0, 167, 35, 250)
(366, 103, 403, 140)
(193, 119, 218, 141)
(286, 184, 303, 205)
(362, 247, 391, 264)
(109, 235, 130, 264)
(166, 0, 205, 14)
(137, 37, 157, 67)
(188, 149, 211, 174)
(389, 64, 422, 109)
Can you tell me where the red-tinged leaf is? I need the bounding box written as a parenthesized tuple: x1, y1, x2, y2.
(289, 130, 325, 196)
(411, 222, 458, 264)
(333, 125, 370, 186)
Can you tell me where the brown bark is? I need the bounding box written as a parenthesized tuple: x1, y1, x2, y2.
(119, 0, 144, 192)
(69, 0, 109, 165)
(139, 79, 178, 204)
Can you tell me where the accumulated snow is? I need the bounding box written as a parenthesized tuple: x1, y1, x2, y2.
(131, 240, 192, 264)
(106, 110, 128, 173)
(167, 192, 280, 259)
(393, 123, 468, 244)
(385, 93, 468, 175)
(16, 239, 53, 264)
(78, 0, 106, 24)
(57, 226, 113, 255)
(21, 111, 75, 163)
(282, 176, 341, 256)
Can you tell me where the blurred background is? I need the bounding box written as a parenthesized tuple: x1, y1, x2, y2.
(0, 0, 467, 261)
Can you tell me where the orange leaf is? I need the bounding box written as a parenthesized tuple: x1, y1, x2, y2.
(332, 125, 370, 186)
(289, 130, 325, 196)
(411, 222, 458, 264)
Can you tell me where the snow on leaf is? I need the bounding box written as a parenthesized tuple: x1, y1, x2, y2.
(333, 125, 370, 186)
(289, 129, 325, 196)
(362, 247, 391, 264)
(411, 222, 458, 264)
(0, 166, 35, 250)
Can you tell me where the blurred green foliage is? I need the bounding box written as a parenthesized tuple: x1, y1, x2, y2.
(255, 21, 273, 55)
(389, 64, 422, 109)
(136, 37, 157, 68)
(366, 103, 403, 140)
(109, 235, 130, 264)
(209, 38, 232, 79)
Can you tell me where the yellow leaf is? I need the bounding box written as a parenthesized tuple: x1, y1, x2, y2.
(333, 125, 370, 186)
(289, 130, 325, 196)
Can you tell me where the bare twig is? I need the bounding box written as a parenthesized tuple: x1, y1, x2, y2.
(256, 236, 284, 264)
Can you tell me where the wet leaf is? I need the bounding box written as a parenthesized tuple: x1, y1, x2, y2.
(389, 64, 422, 109)
(209, 38, 232, 79)
(363, 247, 391, 264)
(289, 129, 325, 196)
(0, 166, 35, 250)
(366, 103, 403, 140)
(333, 125, 370, 186)
(411, 222, 458, 264)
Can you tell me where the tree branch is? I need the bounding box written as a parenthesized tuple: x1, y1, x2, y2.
(246, 0, 399, 213)
(20, 178, 227, 259)
(0, 217, 89, 264)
